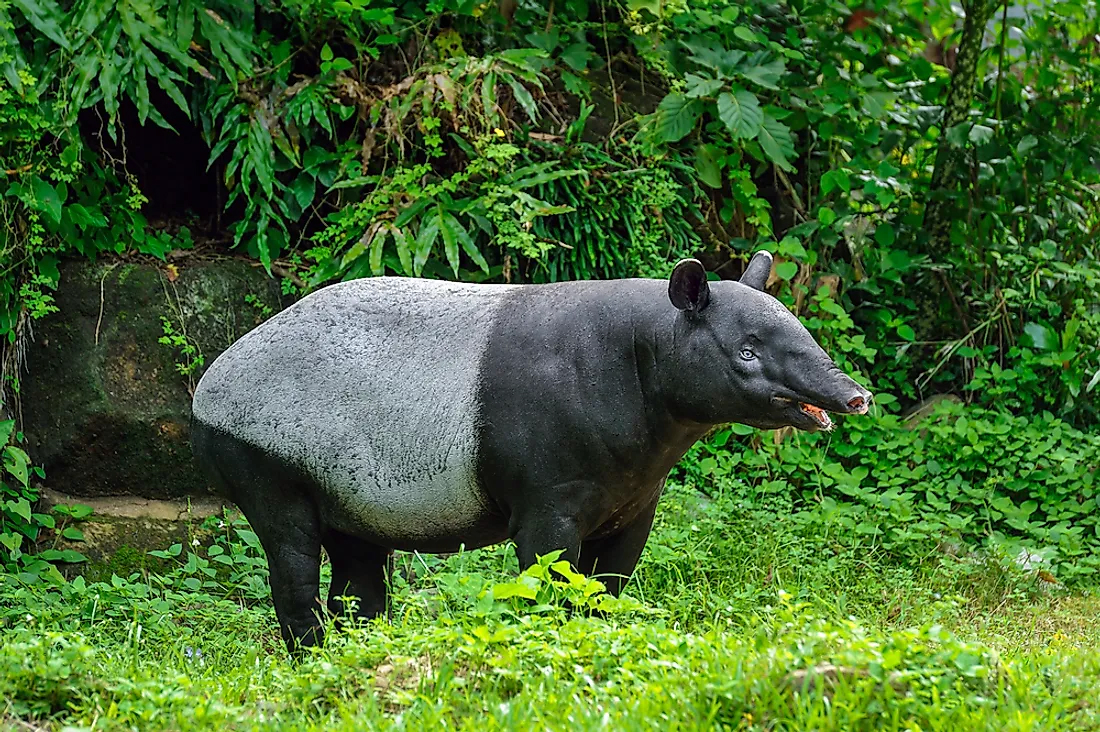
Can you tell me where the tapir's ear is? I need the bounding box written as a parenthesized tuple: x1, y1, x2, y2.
(739, 250, 773, 292)
(668, 259, 710, 313)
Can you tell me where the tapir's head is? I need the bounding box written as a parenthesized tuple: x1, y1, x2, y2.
(664, 251, 871, 432)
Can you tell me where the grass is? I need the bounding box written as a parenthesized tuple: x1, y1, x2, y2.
(2, 483, 1099, 730)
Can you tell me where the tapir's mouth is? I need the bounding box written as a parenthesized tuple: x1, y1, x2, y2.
(772, 394, 869, 431)
(798, 402, 833, 430)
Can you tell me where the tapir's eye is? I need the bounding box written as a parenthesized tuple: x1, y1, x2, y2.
(739, 348, 756, 361)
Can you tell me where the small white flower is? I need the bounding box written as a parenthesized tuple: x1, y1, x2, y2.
(192, 538, 200, 547)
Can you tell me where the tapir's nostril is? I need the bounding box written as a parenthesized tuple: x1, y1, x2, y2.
(848, 395, 868, 412)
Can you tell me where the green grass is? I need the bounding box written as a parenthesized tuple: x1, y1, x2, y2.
(2, 484, 1099, 730)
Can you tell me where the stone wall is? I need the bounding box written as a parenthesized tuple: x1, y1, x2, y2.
(20, 256, 288, 500)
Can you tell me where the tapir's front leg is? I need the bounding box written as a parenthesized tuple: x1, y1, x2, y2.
(508, 480, 601, 568)
(579, 497, 659, 597)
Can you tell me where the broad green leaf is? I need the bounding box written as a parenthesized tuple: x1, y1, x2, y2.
(733, 26, 757, 43)
(821, 169, 850, 194)
(683, 39, 744, 79)
(695, 144, 723, 188)
(1021, 322, 1057, 351)
(861, 91, 895, 118)
(717, 88, 762, 139)
(290, 174, 315, 211)
(739, 56, 785, 90)
(1016, 135, 1038, 156)
(0, 420, 14, 445)
(653, 94, 702, 143)
(492, 581, 538, 600)
(897, 324, 916, 341)
(626, 0, 660, 16)
(875, 222, 896, 247)
(757, 113, 795, 171)
(28, 176, 63, 226)
(684, 73, 724, 99)
(968, 124, 994, 146)
(6, 498, 31, 522)
(776, 261, 798, 280)
(560, 41, 591, 71)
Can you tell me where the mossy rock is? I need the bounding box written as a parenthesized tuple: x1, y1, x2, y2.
(21, 256, 289, 500)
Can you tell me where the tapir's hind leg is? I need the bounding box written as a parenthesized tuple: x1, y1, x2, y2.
(191, 420, 324, 653)
(322, 529, 391, 623)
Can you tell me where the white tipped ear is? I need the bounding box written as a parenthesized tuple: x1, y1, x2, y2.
(739, 251, 773, 292)
(668, 259, 710, 313)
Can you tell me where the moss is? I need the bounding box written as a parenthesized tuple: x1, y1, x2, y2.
(22, 257, 288, 500)
(61, 514, 215, 581)
(115, 262, 138, 286)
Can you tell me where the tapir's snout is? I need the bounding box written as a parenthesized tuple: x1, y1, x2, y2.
(772, 364, 873, 432)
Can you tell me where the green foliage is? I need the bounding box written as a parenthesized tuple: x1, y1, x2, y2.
(680, 400, 1100, 584)
(157, 315, 205, 384)
(1, 487, 1099, 728)
(0, 419, 90, 579)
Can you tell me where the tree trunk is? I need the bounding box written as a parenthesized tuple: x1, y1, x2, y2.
(922, 0, 1004, 256)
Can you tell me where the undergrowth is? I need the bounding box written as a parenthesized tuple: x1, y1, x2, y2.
(1, 478, 1098, 730)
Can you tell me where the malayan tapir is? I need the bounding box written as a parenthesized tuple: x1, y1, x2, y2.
(190, 251, 871, 652)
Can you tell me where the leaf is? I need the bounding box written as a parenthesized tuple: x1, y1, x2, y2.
(757, 113, 795, 171)
(438, 211, 462, 276)
(13, 0, 71, 50)
(508, 80, 539, 123)
(1016, 135, 1038, 156)
(775, 261, 798, 281)
(62, 527, 85, 541)
(684, 40, 744, 79)
(1021, 322, 1057, 351)
(821, 169, 850, 194)
(717, 88, 762, 139)
(414, 219, 440, 276)
(733, 26, 757, 43)
(653, 94, 702, 143)
(25, 176, 63, 226)
(290, 174, 315, 211)
(320, 43, 333, 61)
(684, 73, 724, 99)
(695, 144, 723, 189)
(392, 226, 414, 276)
(739, 57, 785, 90)
(369, 228, 387, 276)
(0, 420, 15, 446)
(2, 442, 29, 488)
(897, 324, 916, 342)
(493, 581, 538, 601)
(6, 498, 31, 523)
(560, 41, 591, 71)
(875, 222, 896, 247)
(968, 124, 994, 146)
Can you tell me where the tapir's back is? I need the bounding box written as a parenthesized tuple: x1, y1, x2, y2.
(192, 277, 517, 544)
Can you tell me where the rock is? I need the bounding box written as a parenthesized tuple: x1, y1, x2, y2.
(38, 487, 234, 581)
(20, 256, 289, 500)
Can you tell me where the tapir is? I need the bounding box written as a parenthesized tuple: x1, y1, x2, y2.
(190, 251, 871, 651)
